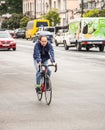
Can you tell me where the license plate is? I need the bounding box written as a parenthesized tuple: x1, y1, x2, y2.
(3, 44, 9, 46)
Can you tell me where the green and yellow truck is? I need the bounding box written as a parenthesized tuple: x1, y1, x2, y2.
(64, 17, 105, 51)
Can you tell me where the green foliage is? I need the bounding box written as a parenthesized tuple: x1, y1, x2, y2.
(0, 0, 22, 15)
(83, 9, 105, 17)
(1, 13, 23, 29)
(1, 19, 8, 29)
(20, 16, 30, 28)
(0, 3, 7, 15)
(0, 0, 23, 29)
(43, 9, 61, 26)
(7, 0, 22, 14)
(98, 10, 105, 17)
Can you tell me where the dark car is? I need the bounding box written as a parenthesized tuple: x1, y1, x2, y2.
(33, 31, 53, 43)
(14, 29, 26, 38)
(0, 30, 16, 51)
(6, 30, 15, 37)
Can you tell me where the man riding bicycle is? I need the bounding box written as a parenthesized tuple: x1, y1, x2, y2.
(33, 35, 56, 93)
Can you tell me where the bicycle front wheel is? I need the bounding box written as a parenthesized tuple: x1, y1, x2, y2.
(36, 76, 44, 101)
(45, 76, 52, 105)
(37, 91, 43, 101)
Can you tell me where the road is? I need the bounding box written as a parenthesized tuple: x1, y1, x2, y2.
(0, 39, 105, 130)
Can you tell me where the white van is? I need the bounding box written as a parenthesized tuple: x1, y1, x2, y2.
(63, 17, 105, 51)
(39, 26, 55, 36)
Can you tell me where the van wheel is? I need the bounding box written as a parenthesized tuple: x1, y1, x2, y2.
(55, 40, 58, 46)
(76, 42, 81, 51)
(64, 41, 69, 50)
(99, 45, 104, 52)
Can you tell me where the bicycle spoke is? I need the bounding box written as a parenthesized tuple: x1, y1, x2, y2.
(36, 77, 44, 101)
(45, 77, 52, 105)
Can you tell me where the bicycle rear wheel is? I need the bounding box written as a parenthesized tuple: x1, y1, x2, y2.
(45, 76, 52, 105)
(36, 77, 44, 101)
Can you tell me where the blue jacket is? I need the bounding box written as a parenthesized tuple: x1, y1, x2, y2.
(33, 41, 55, 63)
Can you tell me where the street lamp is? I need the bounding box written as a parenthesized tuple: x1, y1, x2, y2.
(65, 0, 68, 25)
(81, 0, 84, 17)
(34, 0, 36, 19)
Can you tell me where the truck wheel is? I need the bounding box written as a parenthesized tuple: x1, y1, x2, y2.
(86, 46, 90, 51)
(76, 42, 81, 51)
(64, 41, 69, 50)
(99, 45, 104, 52)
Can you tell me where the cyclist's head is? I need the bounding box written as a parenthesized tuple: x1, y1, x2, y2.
(39, 35, 48, 46)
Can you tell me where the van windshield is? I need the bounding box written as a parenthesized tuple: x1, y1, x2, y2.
(36, 22, 48, 27)
(45, 28, 55, 32)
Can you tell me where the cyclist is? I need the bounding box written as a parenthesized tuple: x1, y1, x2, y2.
(33, 35, 56, 93)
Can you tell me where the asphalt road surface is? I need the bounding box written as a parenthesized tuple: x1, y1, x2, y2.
(0, 39, 105, 130)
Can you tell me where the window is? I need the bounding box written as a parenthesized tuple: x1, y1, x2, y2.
(26, 21, 34, 30)
(36, 22, 48, 27)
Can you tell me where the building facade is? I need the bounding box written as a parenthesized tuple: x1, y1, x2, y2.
(79, 0, 105, 13)
(23, 0, 79, 25)
(23, 0, 105, 26)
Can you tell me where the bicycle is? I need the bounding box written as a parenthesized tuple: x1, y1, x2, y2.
(36, 64, 57, 105)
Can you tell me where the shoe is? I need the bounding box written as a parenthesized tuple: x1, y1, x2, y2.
(36, 87, 42, 94)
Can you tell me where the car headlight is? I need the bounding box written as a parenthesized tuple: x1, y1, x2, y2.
(10, 41, 15, 44)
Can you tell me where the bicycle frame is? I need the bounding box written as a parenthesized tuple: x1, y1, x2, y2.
(40, 65, 53, 92)
(36, 64, 57, 105)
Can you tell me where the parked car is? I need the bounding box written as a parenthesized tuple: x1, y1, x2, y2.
(33, 31, 53, 44)
(39, 26, 55, 37)
(14, 28, 26, 38)
(54, 31, 66, 46)
(0, 30, 16, 51)
(6, 30, 15, 37)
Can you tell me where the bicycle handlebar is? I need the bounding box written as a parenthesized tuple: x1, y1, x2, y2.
(38, 64, 57, 72)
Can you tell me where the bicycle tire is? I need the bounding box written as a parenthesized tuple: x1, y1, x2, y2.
(36, 76, 44, 101)
(45, 76, 52, 105)
(37, 91, 43, 101)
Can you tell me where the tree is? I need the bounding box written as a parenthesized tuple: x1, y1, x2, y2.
(43, 9, 61, 26)
(1, 13, 23, 29)
(0, 0, 22, 15)
(20, 16, 30, 28)
(7, 0, 22, 14)
(83, 9, 105, 17)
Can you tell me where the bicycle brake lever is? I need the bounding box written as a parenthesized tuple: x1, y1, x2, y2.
(55, 64, 57, 72)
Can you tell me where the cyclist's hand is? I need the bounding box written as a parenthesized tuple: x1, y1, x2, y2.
(52, 62, 57, 72)
(38, 62, 41, 71)
(38, 62, 41, 66)
(38, 62, 41, 69)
